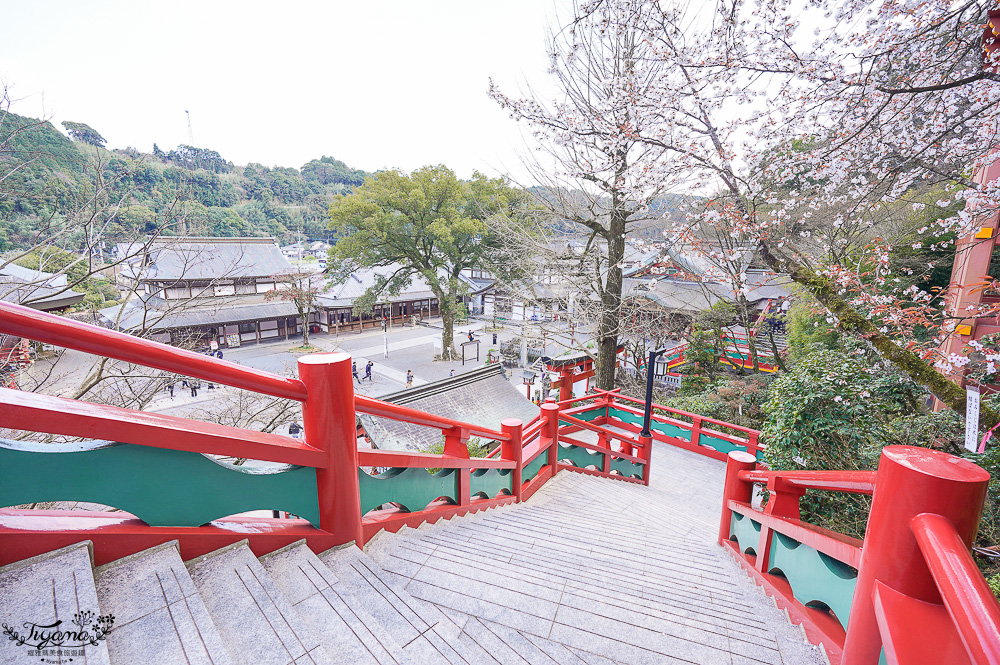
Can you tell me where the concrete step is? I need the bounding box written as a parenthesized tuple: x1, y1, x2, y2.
(0, 541, 112, 665)
(186, 540, 333, 665)
(259, 540, 403, 665)
(94, 541, 234, 665)
(319, 545, 477, 665)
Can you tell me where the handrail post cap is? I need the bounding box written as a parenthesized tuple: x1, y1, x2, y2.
(501, 418, 524, 428)
(297, 351, 351, 365)
(728, 450, 757, 464)
(882, 445, 990, 483)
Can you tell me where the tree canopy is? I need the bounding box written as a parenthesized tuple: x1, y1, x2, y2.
(328, 165, 529, 357)
(60, 121, 106, 148)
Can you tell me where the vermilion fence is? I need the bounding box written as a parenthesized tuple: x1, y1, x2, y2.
(0, 302, 646, 566)
(720, 448, 1000, 665)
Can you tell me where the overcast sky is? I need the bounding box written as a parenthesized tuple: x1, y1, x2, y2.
(1, 1, 567, 182)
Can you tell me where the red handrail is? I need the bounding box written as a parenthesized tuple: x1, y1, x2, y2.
(355, 395, 510, 442)
(0, 301, 308, 401)
(912, 512, 1000, 665)
(594, 389, 762, 437)
(739, 469, 877, 494)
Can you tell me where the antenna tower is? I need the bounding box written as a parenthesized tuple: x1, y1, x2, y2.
(185, 110, 194, 144)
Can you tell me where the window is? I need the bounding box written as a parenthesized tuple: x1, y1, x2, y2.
(238, 322, 256, 334)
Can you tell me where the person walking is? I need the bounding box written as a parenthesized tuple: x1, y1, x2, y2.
(406, 370, 414, 388)
(288, 422, 302, 439)
(449, 369, 455, 377)
(166, 382, 175, 398)
(364, 361, 374, 381)
(352, 362, 361, 384)
(190, 381, 199, 397)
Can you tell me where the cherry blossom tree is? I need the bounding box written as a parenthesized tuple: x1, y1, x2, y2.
(497, 0, 1000, 425)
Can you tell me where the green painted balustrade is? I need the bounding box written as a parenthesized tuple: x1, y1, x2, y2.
(768, 532, 857, 629)
(0, 438, 320, 527)
(729, 513, 857, 631)
(359, 465, 515, 515)
(522, 450, 548, 482)
(606, 407, 692, 442)
(557, 441, 605, 469)
(609, 455, 644, 479)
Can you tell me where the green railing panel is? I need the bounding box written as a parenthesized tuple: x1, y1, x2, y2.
(522, 449, 548, 482)
(358, 466, 457, 515)
(769, 532, 857, 630)
(649, 419, 692, 441)
(0, 439, 319, 527)
(571, 408, 605, 423)
(470, 467, 513, 499)
(700, 434, 746, 457)
(729, 512, 762, 554)
(557, 442, 604, 469)
(607, 407, 643, 427)
(609, 455, 643, 479)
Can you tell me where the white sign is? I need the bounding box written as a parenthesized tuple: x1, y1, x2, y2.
(966, 385, 981, 453)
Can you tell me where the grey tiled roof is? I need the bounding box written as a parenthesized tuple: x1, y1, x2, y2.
(360, 364, 539, 452)
(138, 237, 293, 281)
(101, 297, 301, 331)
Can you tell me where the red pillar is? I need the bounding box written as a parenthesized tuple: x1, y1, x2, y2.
(501, 419, 524, 502)
(841, 446, 990, 665)
(541, 402, 560, 471)
(638, 435, 653, 486)
(298, 352, 363, 547)
(719, 451, 757, 545)
(558, 367, 574, 402)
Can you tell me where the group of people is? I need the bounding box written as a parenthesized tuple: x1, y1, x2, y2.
(164, 379, 215, 398)
(352, 361, 375, 383)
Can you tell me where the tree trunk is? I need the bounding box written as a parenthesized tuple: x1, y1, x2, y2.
(595, 215, 627, 391)
(768, 330, 788, 372)
(758, 243, 1000, 429)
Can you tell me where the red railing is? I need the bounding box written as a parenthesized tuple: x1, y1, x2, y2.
(720, 447, 1000, 665)
(0, 301, 649, 565)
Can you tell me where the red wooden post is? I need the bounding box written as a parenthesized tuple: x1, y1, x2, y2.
(690, 417, 702, 449)
(444, 426, 471, 506)
(558, 367, 574, 402)
(541, 402, 560, 470)
(638, 435, 653, 486)
(747, 430, 760, 457)
(298, 352, 363, 547)
(501, 419, 524, 502)
(719, 451, 757, 546)
(841, 446, 991, 665)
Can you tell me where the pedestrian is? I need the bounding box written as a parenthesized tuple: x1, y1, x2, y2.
(208, 383, 215, 390)
(167, 383, 175, 398)
(468, 331, 474, 342)
(352, 362, 361, 384)
(190, 382, 199, 397)
(216, 349, 224, 360)
(288, 422, 302, 439)
(449, 369, 455, 377)
(365, 361, 373, 381)
(181, 379, 189, 389)
(406, 370, 414, 388)
(493, 332, 497, 345)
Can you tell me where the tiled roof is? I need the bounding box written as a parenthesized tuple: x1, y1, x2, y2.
(136, 237, 293, 281)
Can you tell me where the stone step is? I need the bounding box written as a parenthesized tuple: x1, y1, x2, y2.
(94, 541, 234, 665)
(186, 540, 333, 665)
(320, 544, 492, 665)
(0, 541, 112, 665)
(259, 540, 403, 665)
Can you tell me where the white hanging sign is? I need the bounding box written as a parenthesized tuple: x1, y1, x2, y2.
(966, 385, 981, 453)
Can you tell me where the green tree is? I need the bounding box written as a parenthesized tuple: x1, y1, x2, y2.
(329, 165, 527, 358)
(60, 121, 106, 148)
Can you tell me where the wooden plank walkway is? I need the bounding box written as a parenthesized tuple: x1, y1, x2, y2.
(366, 440, 829, 665)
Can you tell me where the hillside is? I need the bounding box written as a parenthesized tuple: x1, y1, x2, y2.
(0, 112, 371, 251)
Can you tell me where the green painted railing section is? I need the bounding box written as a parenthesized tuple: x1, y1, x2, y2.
(0, 439, 320, 527)
(607, 406, 692, 441)
(557, 442, 604, 469)
(359, 466, 456, 515)
(470, 467, 513, 499)
(522, 449, 548, 482)
(769, 532, 857, 630)
(609, 455, 643, 478)
(573, 407, 605, 422)
(701, 434, 747, 457)
(729, 512, 762, 555)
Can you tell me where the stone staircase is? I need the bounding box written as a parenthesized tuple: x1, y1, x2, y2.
(0, 443, 828, 665)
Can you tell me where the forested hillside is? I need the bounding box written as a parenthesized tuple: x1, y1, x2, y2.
(0, 112, 371, 251)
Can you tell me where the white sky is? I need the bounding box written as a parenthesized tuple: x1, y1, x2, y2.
(1, 1, 566, 183)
